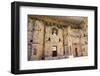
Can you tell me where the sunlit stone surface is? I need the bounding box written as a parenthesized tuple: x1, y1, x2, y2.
(28, 15, 88, 61)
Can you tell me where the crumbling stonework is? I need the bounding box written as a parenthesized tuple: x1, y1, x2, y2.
(28, 15, 88, 61)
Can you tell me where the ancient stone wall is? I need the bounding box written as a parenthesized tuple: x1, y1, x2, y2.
(44, 25, 64, 59)
(28, 16, 88, 61)
(28, 19, 44, 60)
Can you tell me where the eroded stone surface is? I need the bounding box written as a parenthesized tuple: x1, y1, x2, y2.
(28, 15, 88, 61)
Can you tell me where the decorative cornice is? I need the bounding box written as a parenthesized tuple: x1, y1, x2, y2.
(29, 15, 87, 29)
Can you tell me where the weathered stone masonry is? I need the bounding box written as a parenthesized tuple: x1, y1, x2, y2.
(28, 15, 88, 61)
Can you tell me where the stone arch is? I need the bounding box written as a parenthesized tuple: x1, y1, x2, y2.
(52, 27, 58, 35)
